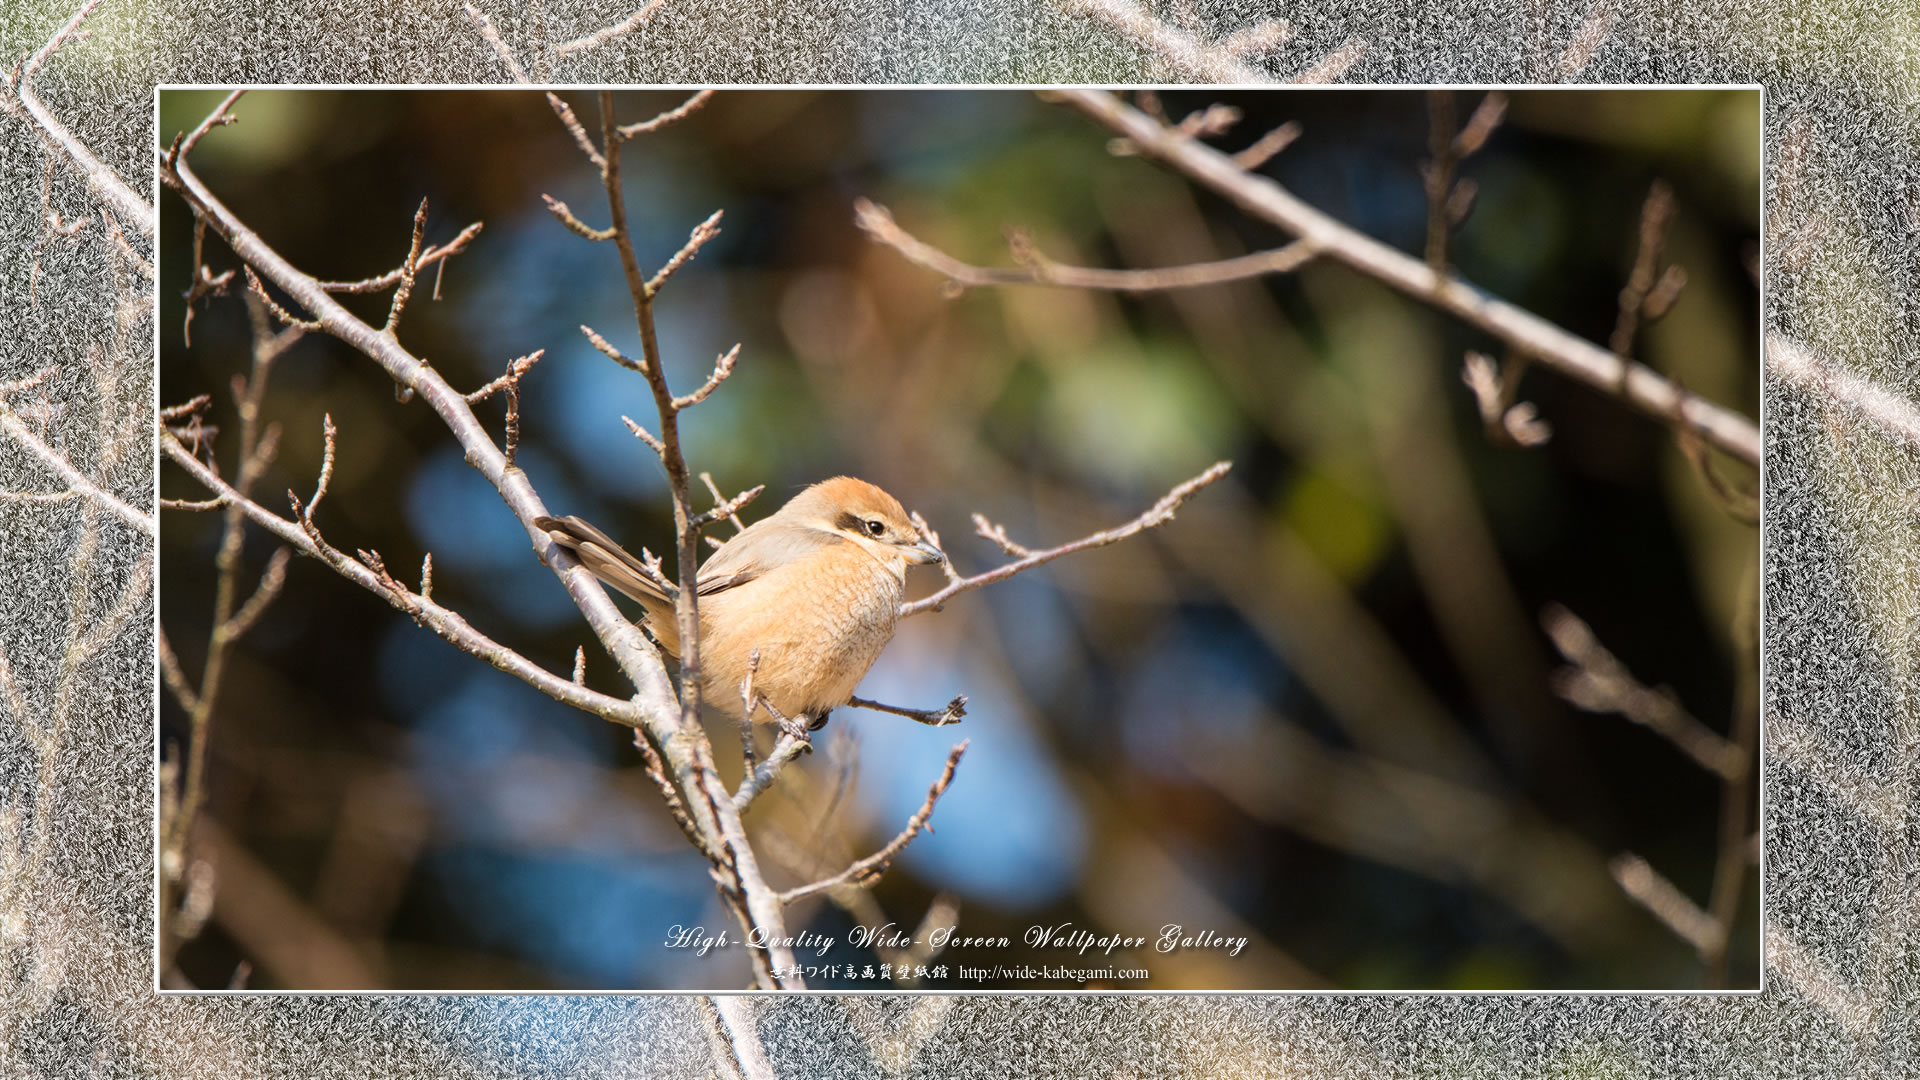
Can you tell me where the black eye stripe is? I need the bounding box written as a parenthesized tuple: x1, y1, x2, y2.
(836, 511, 892, 538)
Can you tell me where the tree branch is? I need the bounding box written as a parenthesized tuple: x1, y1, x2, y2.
(1768, 332, 1920, 452)
(901, 461, 1232, 617)
(1541, 604, 1744, 781)
(1045, 90, 1761, 468)
(3, 0, 155, 241)
(0, 405, 152, 537)
(855, 198, 1318, 292)
(778, 741, 967, 904)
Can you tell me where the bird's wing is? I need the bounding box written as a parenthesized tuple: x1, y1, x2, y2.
(694, 518, 842, 596)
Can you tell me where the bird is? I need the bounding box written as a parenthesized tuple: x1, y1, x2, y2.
(535, 477, 945, 734)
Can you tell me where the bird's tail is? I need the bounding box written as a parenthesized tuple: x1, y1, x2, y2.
(534, 514, 681, 654)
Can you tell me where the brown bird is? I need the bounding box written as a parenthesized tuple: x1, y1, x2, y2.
(536, 477, 945, 732)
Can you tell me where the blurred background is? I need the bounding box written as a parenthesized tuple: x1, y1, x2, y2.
(156, 88, 1758, 991)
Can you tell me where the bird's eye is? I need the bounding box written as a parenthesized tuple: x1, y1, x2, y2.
(864, 519, 886, 537)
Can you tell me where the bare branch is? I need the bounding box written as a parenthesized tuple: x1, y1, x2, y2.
(735, 733, 811, 813)
(7, 0, 155, 240)
(1461, 351, 1551, 448)
(739, 649, 761, 771)
(1049, 89, 1761, 467)
(1541, 604, 1745, 780)
(220, 547, 291, 641)
(0, 488, 78, 505)
(708, 998, 778, 1080)
(381, 198, 431, 336)
(856, 198, 1317, 292)
(1290, 39, 1368, 83)
(1672, 397, 1758, 525)
(1557, 0, 1617, 80)
(160, 429, 648, 725)
(701, 472, 750, 533)
(692, 482, 764, 530)
(848, 694, 968, 728)
(316, 220, 484, 294)
(542, 193, 614, 241)
(1610, 180, 1678, 359)
(646, 210, 725, 295)
(1056, 0, 1275, 82)
(1453, 92, 1507, 158)
(0, 405, 152, 537)
(1612, 852, 1722, 957)
(902, 461, 1232, 617)
(778, 741, 967, 904)
(1232, 121, 1301, 170)
(175, 90, 245, 165)
(1217, 20, 1292, 58)
(555, 0, 671, 55)
(464, 349, 547, 404)
(156, 628, 200, 715)
(1769, 332, 1920, 451)
(619, 89, 716, 139)
(546, 93, 605, 169)
(621, 414, 667, 457)
(300, 414, 338, 524)
(72, 552, 153, 665)
(1766, 923, 1873, 1038)
(462, 2, 530, 82)
(242, 266, 323, 332)
(672, 344, 741, 410)
(580, 323, 644, 373)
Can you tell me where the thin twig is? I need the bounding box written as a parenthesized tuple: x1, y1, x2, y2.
(1290, 39, 1368, 83)
(619, 89, 716, 138)
(462, 3, 530, 82)
(555, 0, 671, 55)
(1612, 853, 1721, 956)
(848, 694, 968, 727)
(1461, 351, 1551, 448)
(701, 472, 750, 533)
(778, 742, 968, 903)
(580, 324, 644, 373)
(902, 461, 1232, 617)
(673, 344, 741, 410)
(739, 649, 761, 772)
(1557, 0, 1617, 80)
(1057, 0, 1276, 82)
(1611, 180, 1679, 360)
(692, 483, 764, 529)
(1232, 121, 1301, 170)
(856, 198, 1318, 293)
(155, 628, 200, 715)
(646, 210, 724, 295)
(317, 221, 484, 294)
(1541, 604, 1744, 780)
(734, 733, 812, 813)
(0, 406, 152, 537)
(542, 193, 614, 241)
(382, 199, 431, 336)
(221, 548, 291, 641)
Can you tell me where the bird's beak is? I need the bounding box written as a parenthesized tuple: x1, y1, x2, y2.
(909, 538, 947, 565)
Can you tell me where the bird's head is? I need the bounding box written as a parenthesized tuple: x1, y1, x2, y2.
(790, 476, 945, 566)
